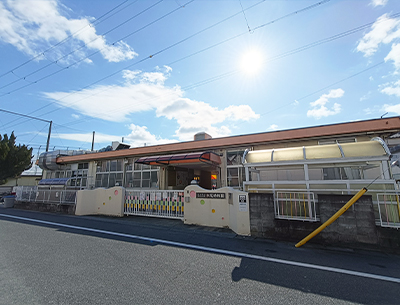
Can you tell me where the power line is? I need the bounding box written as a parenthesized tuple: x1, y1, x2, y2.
(43, 2, 385, 128)
(0, 0, 164, 93)
(5, 0, 336, 135)
(6, 0, 320, 122)
(0, 0, 131, 79)
(234, 61, 386, 128)
(2, 0, 350, 142)
(239, 0, 252, 32)
(0, 108, 51, 123)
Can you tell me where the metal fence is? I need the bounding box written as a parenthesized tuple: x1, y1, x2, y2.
(14, 186, 77, 205)
(124, 189, 185, 219)
(275, 191, 317, 222)
(376, 193, 400, 228)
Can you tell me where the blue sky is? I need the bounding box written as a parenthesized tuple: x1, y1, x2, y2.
(1, 0, 400, 158)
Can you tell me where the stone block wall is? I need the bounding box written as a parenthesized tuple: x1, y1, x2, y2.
(249, 193, 400, 252)
(14, 201, 76, 215)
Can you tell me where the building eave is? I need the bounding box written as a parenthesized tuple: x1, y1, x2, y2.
(56, 117, 400, 164)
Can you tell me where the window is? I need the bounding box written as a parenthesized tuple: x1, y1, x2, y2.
(253, 166, 305, 182)
(227, 149, 247, 190)
(95, 160, 125, 188)
(124, 161, 159, 189)
(78, 163, 88, 169)
(308, 163, 373, 181)
(323, 167, 362, 180)
(49, 163, 88, 188)
(227, 150, 245, 165)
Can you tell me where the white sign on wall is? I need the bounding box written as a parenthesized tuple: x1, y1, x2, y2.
(238, 195, 247, 212)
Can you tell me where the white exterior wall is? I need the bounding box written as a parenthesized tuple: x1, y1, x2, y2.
(184, 185, 250, 236)
(75, 186, 125, 217)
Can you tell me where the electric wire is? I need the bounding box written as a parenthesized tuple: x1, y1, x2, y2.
(0, 0, 131, 79)
(234, 61, 386, 128)
(25, 124, 50, 147)
(0, 0, 165, 93)
(0, 0, 266, 124)
(1, 0, 340, 143)
(2, 0, 328, 95)
(44, 4, 386, 128)
(3, 0, 373, 149)
(2, 0, 323, 125)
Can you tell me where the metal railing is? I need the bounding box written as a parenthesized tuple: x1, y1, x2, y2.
(275, 191, 317, 222)
(14, 186, 77, 205)
(376, 193, 400, 228)
(124, 189, 184, 219)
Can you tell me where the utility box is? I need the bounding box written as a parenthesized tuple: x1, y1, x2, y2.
(3, 195, 15, 208)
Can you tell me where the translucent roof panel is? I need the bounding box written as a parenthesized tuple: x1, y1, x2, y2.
(245, 139, 389, 164)
(340, 141, 388, 158)
(245, 150, 273, 163)
(305, 144, 342, 159)
(273, 147, 304, 162)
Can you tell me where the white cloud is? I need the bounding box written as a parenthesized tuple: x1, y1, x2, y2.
(268, 124, 278, 131)
(364, 107, 373, 115)
(307, 89, 344, 119)
(142, 72, 167, 84)
(381, 79, 400, 96)
(383, 103, 400, 114)
(0, 0, 137, 63)
(37, 130, 118, 144)
(363, 105, 382, 115)
(370, 0, 388, 7)
(43, 69, 260, 141)
(125, 124, 178, 147)
(360, 91, 372, 101)
(123, 70, 141, 81)
(71, 113, 80, 119)
(385, 43, 400, 70)
(356, 14, 400, 57)
(38, 127, 175, 148)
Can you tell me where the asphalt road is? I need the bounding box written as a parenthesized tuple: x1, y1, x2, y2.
(0, 207, 399, 305)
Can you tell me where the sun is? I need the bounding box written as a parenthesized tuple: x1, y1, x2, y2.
(239, 49, 263, 76)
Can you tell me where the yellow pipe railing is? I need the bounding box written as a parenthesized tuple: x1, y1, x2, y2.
(396, 194, 400, 219)
(295, 187, 367, 248)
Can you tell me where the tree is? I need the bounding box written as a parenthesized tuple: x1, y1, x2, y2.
(0, 132, 33, 184)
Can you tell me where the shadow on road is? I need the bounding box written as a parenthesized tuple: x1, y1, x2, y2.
(1, 209, 400, 305)
(231, 257, 399, 305)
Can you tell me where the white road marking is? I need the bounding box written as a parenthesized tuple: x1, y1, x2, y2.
(1, 213, 400, 284)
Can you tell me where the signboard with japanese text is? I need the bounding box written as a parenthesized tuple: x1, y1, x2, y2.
(196, 193, 226, 199)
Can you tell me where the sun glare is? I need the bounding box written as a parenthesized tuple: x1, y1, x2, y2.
(240, 49, 263, 75)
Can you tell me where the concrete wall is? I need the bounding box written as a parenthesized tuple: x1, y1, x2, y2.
(75, 186, 125, 217)
(249, 193, 400, 251)
(13, 201, 76, 214)
(2, 176, 40, 187)
(184, 185, 250, 236)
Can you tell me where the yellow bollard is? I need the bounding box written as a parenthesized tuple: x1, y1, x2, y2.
(295, 187, 367, 248)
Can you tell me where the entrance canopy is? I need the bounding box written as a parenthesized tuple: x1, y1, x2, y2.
(135, 151, 221, 169)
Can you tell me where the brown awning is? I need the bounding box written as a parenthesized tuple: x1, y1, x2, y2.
(135, 151, 221, 168)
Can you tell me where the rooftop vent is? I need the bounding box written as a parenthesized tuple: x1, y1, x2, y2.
(112, 141, 130, 150)
(194, 132, 212, 141)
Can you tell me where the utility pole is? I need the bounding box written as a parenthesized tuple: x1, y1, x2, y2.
(0, 108, 52, 151)
(46, 121, 52, 152)
(91, 131, 95, 151)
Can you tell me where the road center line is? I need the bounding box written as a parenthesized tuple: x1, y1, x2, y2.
(1, 213, 400, 284)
